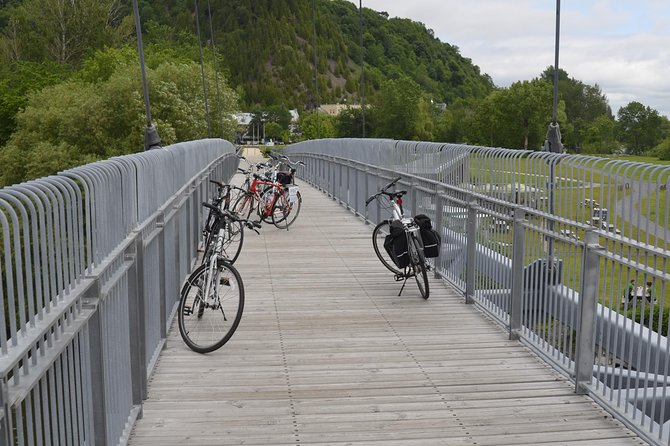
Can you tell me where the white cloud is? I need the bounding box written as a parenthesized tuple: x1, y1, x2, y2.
(350, 0, 670, 117)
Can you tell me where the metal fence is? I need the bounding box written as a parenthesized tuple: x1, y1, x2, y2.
(0, 139, 238, 446)
(285, 138, 670, 445)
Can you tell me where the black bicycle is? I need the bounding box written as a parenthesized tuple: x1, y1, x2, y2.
(366, 177, 431, 299)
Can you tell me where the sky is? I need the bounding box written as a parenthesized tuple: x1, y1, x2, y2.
(348, 0, 670, 118)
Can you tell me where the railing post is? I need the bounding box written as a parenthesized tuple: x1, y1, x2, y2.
(84, 291, 108, 446)
(409, 178, 418, 217)
(334, 160, 340, 202)
(575, 230, 601, 394)
(509, 208, 526, 340)
(129, 235, 148, 402)
(433, 185, 446, 279)
(157, 212, 167, 341)
(465, 200, 477, 304)
(0, 378, 10, 446)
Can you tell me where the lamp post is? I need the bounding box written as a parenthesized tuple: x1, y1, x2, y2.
(312, 0, 320, 139)
(544, 0, 563, 259)
(359, 0, 366, 138)
(132, 0, 161, 150)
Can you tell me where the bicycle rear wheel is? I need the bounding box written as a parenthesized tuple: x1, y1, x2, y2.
(177, 261, 245, 353)
(272, 190, 302, 229)
(372, 220, 402, 275)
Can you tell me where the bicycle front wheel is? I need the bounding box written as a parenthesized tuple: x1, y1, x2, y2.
(409, 234, 430, 299)
(203, 220, 244, 264)
(177, 261, 245, 353)
(232, 192, 255, 220)
(272, 190, 302, 229)
(372, 220, 402, 275)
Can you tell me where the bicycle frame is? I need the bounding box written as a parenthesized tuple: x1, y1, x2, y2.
(245, 177, 285, 218)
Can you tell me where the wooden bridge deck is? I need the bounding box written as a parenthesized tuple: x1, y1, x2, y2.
(128, 179, 644, 446)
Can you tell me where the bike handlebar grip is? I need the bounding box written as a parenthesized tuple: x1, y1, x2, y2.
(365, 195, 375, 206)
(382, 176, 402, 192)
(209, 179, 225, 188)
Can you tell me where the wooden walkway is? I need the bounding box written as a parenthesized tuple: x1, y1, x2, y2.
(129, 179, 644, 446)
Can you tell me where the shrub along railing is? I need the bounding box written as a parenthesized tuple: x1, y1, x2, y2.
(286, 138, 670, 446)
(0, 139, 238, 446)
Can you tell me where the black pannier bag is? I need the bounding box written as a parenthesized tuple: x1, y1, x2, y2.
(383, 220, 409, 268)
(414, 214, 441, 258)
(276, 171, 293, 185)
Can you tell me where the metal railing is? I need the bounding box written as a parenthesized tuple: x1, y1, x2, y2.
(285, 138, 670, 445)
(0, 139, 238, 446)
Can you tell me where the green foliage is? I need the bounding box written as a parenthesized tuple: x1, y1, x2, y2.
(375, 76, 433, 140)
(335, 107, 367, 138)
(654, 136, 670, 161)
(172, 0, 495, 109)
(461, 78, 558, 150)
(299, 112, 336, 140)
(0, 0, 129, 65)
(617, 101, 666, 155)
(581, 115, 620, 154)
(0, 60, 72, 145)
(625, 304, 669, 337)
(0, 45, 239, 187)
(541, 67, 612, 151)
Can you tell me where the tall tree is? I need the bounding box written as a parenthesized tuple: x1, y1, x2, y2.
(3, 0, 124, 65)
(375, 76, 432, 140)
(617, 101, 665, 155)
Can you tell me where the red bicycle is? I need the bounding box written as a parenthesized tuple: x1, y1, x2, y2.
(232, 173, 302, 229)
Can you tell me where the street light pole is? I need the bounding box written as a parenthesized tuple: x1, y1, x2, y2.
(545, 0, 563, 260)
(132, 0, 161, 150)
(312, 0, 320, 139)
(359, 0, 366, 138)
(545, 0, 563, 154)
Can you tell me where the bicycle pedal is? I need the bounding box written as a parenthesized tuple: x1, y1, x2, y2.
(394, 274, 405, 282)
(220, 277, 231, 286)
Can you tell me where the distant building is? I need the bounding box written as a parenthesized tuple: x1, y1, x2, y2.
(318, 103, 361, 116)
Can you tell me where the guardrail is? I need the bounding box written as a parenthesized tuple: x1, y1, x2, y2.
(285, 138, 670, 445)
(0, 139, 238, 446)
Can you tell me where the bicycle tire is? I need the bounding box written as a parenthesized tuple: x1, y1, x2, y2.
(409, 234, 430, 299)
(272, 190, 302, 229)
(371, 220, 402, 275)
(203, 219, 244, 264)
(177, 261, 245, 353)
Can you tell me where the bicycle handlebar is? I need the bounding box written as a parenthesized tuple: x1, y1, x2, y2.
(209, 179, 226, 189)
(382, 176, 402, 192)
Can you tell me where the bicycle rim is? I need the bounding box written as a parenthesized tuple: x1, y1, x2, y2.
(222, 220, 244, 264)
(372, 220, 402, 274)
(177, 262, 245, 353)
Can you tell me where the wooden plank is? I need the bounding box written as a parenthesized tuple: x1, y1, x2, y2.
(128, 175, 642, 445)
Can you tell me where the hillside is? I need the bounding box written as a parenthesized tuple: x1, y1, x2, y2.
(147, 0, 495, 109)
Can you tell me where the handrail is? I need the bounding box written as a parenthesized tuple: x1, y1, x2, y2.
(0, 138, 239, 446)
(285, 138, 670, 446)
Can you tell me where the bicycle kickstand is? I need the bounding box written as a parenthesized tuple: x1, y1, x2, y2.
(397, 272, 409, 297)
